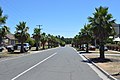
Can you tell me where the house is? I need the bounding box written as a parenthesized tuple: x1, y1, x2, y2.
(4, 34, 17, 46)
(113, 24, 120, 38)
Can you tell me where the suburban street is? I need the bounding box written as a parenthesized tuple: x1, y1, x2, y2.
(0, 47, 103, 80)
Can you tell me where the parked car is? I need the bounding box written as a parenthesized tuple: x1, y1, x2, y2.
(15, 43, 30, 52)
(98, 46, 108, 51)
(89, 46, 96, 51)
(0, 46, 4, 52)
(6, 43, 30, 52)
(104, 46, 108, 51)
(6, 45, 14, 52)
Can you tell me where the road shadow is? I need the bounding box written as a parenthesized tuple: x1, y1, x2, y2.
(79, 52, 92, 54)
(81, 60, 92, 63)
(112, 72, 120, 76)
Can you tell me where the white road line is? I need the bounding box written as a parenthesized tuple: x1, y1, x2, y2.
(11, 52, 57, 80)
(79, 54, 110, 80)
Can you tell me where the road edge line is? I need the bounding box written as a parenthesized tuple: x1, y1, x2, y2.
(82, 54, 118, 80)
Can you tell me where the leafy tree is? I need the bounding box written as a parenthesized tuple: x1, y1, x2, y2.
(0, 7, 9, 46)
(64, 38, 72, 44)
(50, 35, 60, 47)
(33, 27, 41, 51)
(26, 36, 35, 47)
(72, 35, 80, 48)
(88, 6, 115, 59)
(15, 22, 29, 53)
(60, 40, 65, 47)
(61, 36, 65, 42)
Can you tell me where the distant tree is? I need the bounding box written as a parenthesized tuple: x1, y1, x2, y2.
(50, 35, 60, 47)
(47, 34, 52, 48)
(61, 36, 65, 41)
(88, 6, 115, 59)
(73, 35, 80, 48)
(64, 38, 72, 44)
(15, 22, 29, 53)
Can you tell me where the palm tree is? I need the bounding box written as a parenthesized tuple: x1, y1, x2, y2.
(15, 22, 29, 53)
(33, 28, 41, 51)
(80, 24, 92, 52)
(88, 6, 115, 59)
(0, 26, 10, 45)
(47, 34, 52, 48)
(0, 7, 8, 46)
(72, 35, 80, 48)
(41, 33, 47, 49)
(0, 7, 7, 25)
(48, 35, 59, 48)
(49, 35, 55, 48)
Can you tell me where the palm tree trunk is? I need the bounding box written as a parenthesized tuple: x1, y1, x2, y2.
(43, 43, 45, 49)
(36, 42, 39, 51)
(0, 37, 2, 45)
(20, 42, 25, 53)
(99, 43, 105, 59)
(79, 44, 81, 49)
(86, 43, 89, 53)
(48, 41, 50, 48)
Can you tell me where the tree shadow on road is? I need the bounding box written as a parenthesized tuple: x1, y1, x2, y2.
(81, 60, 92, 63)
(79, 52, 92, 54)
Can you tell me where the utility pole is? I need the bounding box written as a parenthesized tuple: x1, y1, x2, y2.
(36, 25, 42, 30)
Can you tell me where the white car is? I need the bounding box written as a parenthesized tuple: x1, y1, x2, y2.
(16, 43, 30, 52)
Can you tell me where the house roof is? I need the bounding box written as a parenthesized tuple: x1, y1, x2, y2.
(6, 34, 16, 40)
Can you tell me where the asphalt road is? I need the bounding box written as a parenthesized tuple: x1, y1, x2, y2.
(0, 47, 102, 80)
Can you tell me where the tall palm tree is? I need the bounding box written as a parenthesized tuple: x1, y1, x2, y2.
(0, 7, 8, 45)
(88, 6, 115, 59)
(15, 22, 29, 53)
(41, 33, 47, 49)
(33, 28, 41, 51)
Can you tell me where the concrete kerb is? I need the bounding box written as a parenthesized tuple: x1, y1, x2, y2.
(82, 54, 118, 80)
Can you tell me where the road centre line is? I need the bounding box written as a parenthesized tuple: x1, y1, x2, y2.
(11, 52, 57, 80)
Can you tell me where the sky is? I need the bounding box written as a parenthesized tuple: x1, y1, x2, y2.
(0, 0, 120, 38)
